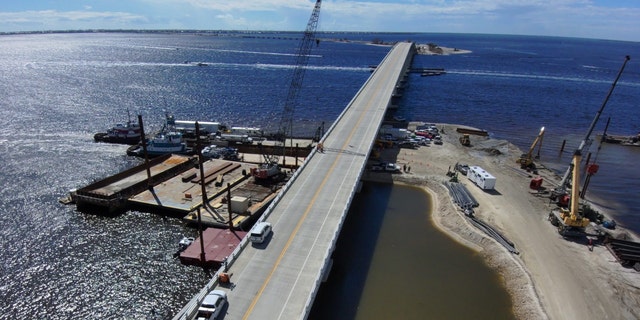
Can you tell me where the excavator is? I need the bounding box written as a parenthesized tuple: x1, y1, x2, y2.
(517, 126, 544, 170)
(549, 55, 630, 237)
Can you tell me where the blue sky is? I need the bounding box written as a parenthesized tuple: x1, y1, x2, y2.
(1, 0, 639, 42)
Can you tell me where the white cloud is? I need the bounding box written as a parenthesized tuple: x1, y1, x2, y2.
(0, 10, 150, 32)
(317, 0, 640, 39)
(145, 0, 312, 12)
(0, 0, 638, 40)
(0, 10, 146, 24)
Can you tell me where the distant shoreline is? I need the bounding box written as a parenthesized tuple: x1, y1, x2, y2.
(0, 30, 473, 55)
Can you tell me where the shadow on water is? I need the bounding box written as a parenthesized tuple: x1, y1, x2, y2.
(309, 182, 392, 320)
(309, 182, 515, 320)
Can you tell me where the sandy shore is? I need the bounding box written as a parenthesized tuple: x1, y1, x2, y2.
(365, 123, 640, 320)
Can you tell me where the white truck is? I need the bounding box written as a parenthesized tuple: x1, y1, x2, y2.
(174, 120, 225, 135)
(379, 126, 410, 140)
(219, 133, 253, 144)
(466, 166, 496, 190)
(230, 126, 263, 137)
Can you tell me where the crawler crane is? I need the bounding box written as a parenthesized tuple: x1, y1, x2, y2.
(251, 0, 322, 180)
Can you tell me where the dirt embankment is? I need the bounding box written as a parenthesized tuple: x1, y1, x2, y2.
(363, 123, 640, 320)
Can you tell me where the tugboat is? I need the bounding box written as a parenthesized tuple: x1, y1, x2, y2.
(94, 110, 142, 145)
(127, 113, 193, 157)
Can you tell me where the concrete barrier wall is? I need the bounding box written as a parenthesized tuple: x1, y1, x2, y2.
(172, 42, 416, 320)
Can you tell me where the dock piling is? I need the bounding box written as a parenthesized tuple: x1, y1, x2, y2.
(139, 115, 153, 188)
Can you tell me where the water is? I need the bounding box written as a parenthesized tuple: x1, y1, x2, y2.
(309, 183, 514, 320)
(1, 32, 639, 319)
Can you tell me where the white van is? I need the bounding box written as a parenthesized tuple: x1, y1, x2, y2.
(249, 222, 272, 244)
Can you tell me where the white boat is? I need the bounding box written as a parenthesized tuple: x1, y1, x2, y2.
(127, 113, 192, 157)
(145, 131, 189, 155)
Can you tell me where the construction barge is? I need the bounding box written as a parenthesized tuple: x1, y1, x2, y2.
(178, 228, 248, 267)
(65, 153, 284, 230)
(70, 154, 196, 215)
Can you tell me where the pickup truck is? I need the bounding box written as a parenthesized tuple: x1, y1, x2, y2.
(371, 162, 402, 173)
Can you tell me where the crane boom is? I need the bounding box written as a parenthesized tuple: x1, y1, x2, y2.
(517, 126, 544, 169)
(553, 55, 630, 197)
(254, 0, 322, 179)
(279, 0, 322, 141)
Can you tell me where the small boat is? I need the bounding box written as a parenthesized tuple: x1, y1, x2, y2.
(127, 113, 193, 157)
(94, 110, 142, 145)
(601, 132, 640, 147)
(421, 70, 446, 76)
(144, 131, 190, 155)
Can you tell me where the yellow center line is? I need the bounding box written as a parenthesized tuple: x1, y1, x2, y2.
(242, 74, 388, 320)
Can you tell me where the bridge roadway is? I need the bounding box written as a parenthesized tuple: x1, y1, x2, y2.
(174, 42, 415, 320)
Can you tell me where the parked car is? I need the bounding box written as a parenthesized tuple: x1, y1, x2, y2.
(455, 163, 470, 175)
(398, 141, 418, 149)
(385, 163, 402, 172)
(372, 162, 402, 173)
(380, 133, 397, 141)
(196, 290, 227, 320)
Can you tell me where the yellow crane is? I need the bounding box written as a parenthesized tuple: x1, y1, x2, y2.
(549, 149, 591, 236)
(548, 55, 630, 237)
(517, 126, 544, 170)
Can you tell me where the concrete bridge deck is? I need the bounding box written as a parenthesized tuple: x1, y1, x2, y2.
(174, 41, 415, 320)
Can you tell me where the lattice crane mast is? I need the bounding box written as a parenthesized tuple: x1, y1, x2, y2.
(252, 0, 322, 179)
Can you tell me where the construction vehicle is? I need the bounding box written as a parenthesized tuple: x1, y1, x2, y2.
(517, 126, 544, 170)
(548, 148, 591, 236)
(459, 134, 470, 146)
(551, 55, 630, 203)
(548, 55, 630, 237)
(251, 0, 322, 180)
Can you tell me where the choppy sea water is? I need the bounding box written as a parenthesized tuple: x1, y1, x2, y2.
(1, 32, 638, 319)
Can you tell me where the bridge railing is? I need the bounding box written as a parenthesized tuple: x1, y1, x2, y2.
(302, 43, 411, 319)
(173, 42, 413, 320)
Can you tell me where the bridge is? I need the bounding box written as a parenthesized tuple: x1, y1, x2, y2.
(174, 41, 415, 320)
